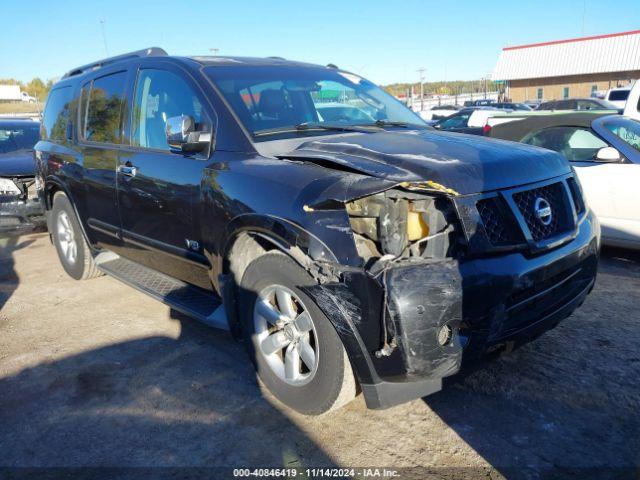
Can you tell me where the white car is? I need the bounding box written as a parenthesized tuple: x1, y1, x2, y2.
(490, 112, 640, 249)
(20, 92, 36, 103)
(623, 80, 640, 121)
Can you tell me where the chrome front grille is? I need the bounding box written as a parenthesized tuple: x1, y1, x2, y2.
(512, 182, 572, 241)
(474, 176, 581, 249)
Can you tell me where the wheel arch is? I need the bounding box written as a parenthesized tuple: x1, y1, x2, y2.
(218, 215, 376, 389)
(218, 214, 339, 338)
(45, 176, 93, 251)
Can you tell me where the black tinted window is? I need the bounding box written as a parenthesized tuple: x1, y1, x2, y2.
(608, 90, 629, 101)
(0, 123, 40, 153)
(84, 71, 127, 144)
(438, 112, 470, 129)
(43, 86, 73, 141)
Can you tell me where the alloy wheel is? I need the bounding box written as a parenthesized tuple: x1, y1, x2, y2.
(253, 285, 319, 386)
(57, 210, 77, 264)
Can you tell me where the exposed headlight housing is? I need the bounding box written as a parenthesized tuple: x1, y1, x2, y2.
(0, 178, 21, 196)
(346, 189, 457, 260)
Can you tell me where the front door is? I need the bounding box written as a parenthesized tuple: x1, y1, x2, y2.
(116, 66, 214, 289)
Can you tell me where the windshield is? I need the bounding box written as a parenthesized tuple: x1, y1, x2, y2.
(602, 117, 640, 152)
(0, 123, 40, 154)
(206, 65, 426, 139)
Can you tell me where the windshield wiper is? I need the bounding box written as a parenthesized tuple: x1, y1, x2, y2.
(295, 122, 381, 132)
(352, 120, 429, 129)
(253, 122, 380, 137)
(374, 120, 410, 127)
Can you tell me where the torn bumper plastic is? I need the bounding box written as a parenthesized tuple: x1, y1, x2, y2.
(0, 195, 45, 233)
(304, 210, 599, 409)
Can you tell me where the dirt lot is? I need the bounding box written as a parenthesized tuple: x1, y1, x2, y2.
(1, 231, 639, 479)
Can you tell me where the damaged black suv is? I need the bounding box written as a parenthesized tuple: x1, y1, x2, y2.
(36, 48, 600, 415)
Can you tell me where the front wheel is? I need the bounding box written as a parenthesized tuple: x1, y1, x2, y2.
(240, 252, 357, 415)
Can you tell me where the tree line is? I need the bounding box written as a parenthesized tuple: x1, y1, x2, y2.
(384, 79, 500, 97)
(0, 78, 54, 102)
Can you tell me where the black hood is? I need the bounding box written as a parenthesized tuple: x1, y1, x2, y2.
(282, 129, 570, 195)
(0, 150, 35, 177)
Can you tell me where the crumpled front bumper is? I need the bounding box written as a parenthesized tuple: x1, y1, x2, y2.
(305, 210, 600, 409)
(0, 195, 45, 234)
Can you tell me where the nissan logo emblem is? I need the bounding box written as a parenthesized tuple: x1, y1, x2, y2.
(534, 197, 553, 226)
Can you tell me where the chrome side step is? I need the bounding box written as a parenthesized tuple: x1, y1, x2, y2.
(97, 255, 228, 330)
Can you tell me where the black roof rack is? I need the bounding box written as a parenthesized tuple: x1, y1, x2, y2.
(326, 63, 339, 69)
(62, 47, 168, 79)
(267, 56, 286, 60)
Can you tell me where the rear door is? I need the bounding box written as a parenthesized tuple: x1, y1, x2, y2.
(116, 62, 214, 289)
(77, 68, 130, 248)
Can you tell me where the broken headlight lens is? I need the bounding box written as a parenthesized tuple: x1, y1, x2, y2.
(0, 178, 21, 196)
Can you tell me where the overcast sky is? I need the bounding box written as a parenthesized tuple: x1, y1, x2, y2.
(2, 0, 640, 85)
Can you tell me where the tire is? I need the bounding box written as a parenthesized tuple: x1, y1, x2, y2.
(51, 192, 102, 280)
(240, 252, 357, 415)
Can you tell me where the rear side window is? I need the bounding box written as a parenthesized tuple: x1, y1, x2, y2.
(42, 86, 73, 142)
(608, 90, 629, 102)
(82, 71, 127, 144)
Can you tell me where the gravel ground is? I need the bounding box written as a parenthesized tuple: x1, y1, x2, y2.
(0, 232, 639, 479)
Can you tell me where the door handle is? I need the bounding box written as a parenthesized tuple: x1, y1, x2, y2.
(118, 165, 138, 177)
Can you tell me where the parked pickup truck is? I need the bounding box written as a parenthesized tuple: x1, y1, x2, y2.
(36, 48, 600, 415)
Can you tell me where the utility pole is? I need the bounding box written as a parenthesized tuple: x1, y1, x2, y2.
(417, 68, 426, 112)
(209, 48, 219, 55)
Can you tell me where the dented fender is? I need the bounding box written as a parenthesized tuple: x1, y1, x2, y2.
(302, 257, 466, 409)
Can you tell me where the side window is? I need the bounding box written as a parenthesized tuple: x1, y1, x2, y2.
(577, 100, 597, 110)
(83, 71, 127, 144)
(131, 69, 209, 152)
(563, 87, 570, 99)
(42, 86, 74, 142)
(523, 127, 607, 161)
(537, 88, 543, 100)
(438, 112, 470, 129)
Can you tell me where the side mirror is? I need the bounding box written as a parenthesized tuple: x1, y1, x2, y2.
(166, 115, 211, 153)
(594, 146, 621, 163)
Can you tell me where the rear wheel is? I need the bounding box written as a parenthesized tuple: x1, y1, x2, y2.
(240, 252, 357, 415)
(51, 192, 102, 280)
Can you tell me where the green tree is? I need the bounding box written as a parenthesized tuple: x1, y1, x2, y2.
(25, 78, 49, 102)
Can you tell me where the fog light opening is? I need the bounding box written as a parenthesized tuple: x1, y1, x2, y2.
(437, 324, 453, 347)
